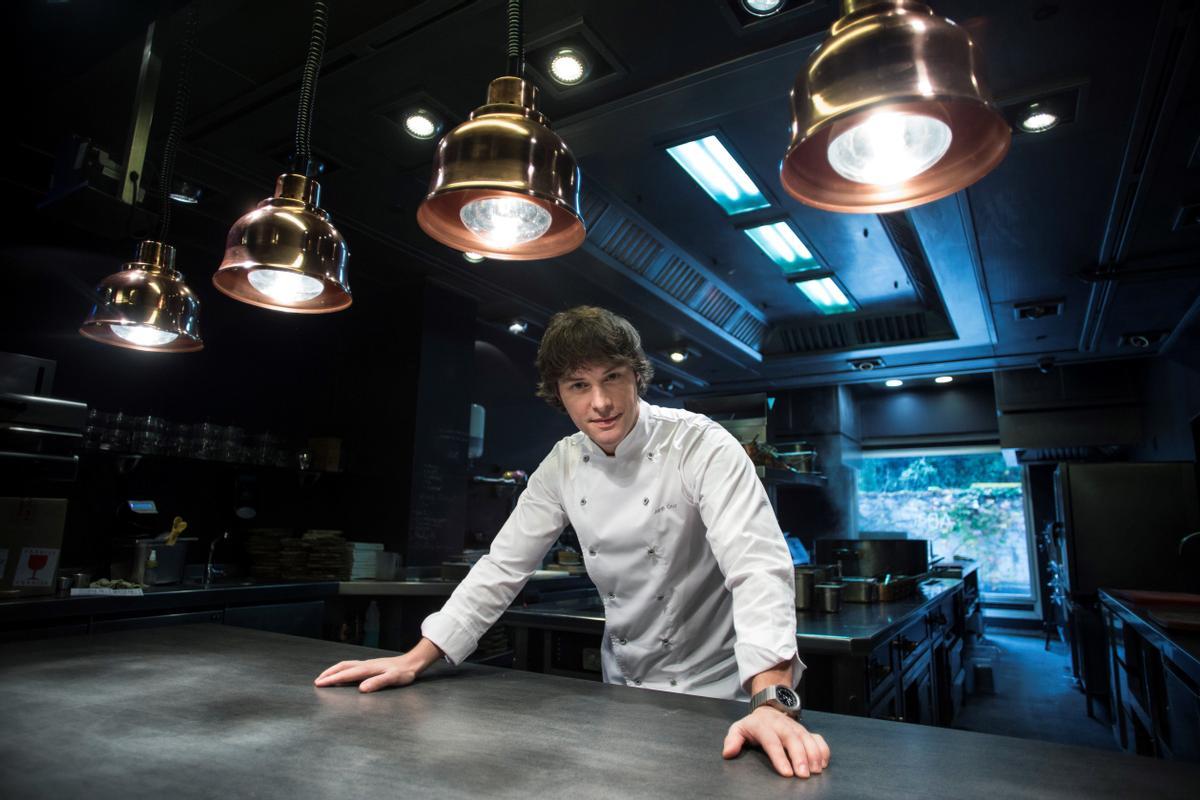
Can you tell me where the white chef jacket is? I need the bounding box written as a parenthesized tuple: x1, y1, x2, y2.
(421, 399, 803, 701)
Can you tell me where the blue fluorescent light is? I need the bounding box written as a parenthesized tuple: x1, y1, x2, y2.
(745, 222, 819, 273)
(666, 136, 769, 215)
(794, 277, 857, 315)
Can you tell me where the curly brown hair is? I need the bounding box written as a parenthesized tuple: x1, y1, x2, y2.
(535, 306, 655, 411)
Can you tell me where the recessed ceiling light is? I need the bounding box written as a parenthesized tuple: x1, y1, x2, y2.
(548, 47, 589, 86)
(935, 375, 954, 384)
(403, 109, 441, 140)
(742, 0, 784, 15)
(792, 276, 857, 315)
(1019, 104, 1059, 133)
(745, 221, 819, 273)
(885, 379, 904, 388)
(508, 319, 528, 335)
(669, 350, 688, 363)
(462, 251, 486, 263)
(168, 181, 202, 204)
(666, 135, 770, 216)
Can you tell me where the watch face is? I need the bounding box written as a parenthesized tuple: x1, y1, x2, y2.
(776, 687, 799, 708)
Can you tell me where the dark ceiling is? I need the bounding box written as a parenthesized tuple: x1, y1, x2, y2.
(10, 0, 1200, 397)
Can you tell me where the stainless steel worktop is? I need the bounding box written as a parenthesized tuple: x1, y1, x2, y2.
(0, 624, 1195, 799)
(503, 578, 963, 656)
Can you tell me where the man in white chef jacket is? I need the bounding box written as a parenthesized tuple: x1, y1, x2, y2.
(316, 306, 831, 779)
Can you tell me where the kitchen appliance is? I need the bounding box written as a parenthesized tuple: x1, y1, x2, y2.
(815, 538, 931, 579)
(0, 391, 87, 484)
(1053, 462, 1200, 718)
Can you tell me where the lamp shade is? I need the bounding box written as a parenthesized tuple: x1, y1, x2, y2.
(417, 77, 585, 260)
(80, 240, 203, 352)
(214, 173, 351, 313)
(781, 0, 1010, 213)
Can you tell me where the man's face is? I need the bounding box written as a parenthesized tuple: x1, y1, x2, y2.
(557, 362, 640, 455)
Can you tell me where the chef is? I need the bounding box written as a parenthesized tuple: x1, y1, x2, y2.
(316, 306, 830, 779)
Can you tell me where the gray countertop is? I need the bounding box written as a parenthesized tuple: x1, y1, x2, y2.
(504, 578, 962, 656)
(1100, 589, 1200, 687)
(0, 572, 592, 626)
(0, 624, 1194, 799)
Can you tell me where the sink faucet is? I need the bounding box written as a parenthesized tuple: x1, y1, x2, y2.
(205, 531, 230, 587)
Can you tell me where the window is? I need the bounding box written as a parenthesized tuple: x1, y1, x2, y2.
(856, 449, 1034, 600)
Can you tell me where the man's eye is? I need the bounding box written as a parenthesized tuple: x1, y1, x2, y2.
(572, 382, 587, 391)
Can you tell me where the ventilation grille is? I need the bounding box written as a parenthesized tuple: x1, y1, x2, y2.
(855, 313, 927, 344)
(728, 312, 766, 349)
(598, 218, 662, 276)
(580, 188, 609, 229)
(773, 312, 932, 355)
(589, 202, 765, 352)
(650, 256, 704, 305)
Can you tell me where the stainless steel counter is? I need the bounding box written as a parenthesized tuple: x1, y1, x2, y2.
(0, 624, 1195, 799)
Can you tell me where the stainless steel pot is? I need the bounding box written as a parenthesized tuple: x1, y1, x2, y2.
(815, 583, 842, 614)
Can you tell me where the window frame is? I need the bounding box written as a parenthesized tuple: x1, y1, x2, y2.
(856, 444, 1040, 614)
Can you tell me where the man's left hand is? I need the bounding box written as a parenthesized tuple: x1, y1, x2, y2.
(722, 707, 830, 778)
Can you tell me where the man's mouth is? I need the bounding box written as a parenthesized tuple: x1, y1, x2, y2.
(591, 413, 621, 427)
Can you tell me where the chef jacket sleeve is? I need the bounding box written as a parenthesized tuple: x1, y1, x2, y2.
(684, 425, 804, 692)
(421, 447, 568, 665)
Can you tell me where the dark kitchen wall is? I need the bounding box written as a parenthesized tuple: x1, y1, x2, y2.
(852, 376, 1000, 446)
(470, 323, 574, 476)
(1130, 355, 1200, 462)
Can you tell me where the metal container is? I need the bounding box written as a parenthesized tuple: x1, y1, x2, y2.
(122, 539, 197, 585)
(815, 538, 931, 578)
(55, 576, 73, 597)
(842, 577, 879, 603)
(794, 569, 815, 610)
(794, 564, 840, 610)
(815, 583, 842, 614)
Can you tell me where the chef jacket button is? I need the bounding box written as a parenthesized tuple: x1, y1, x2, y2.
(634, 678, 642, 686)
(661, 638, 670, 647)
(670, 679, 677, 686)
(589, 548, 596, 556)
(618, 637, 627, 645)
(642, 497, 649, 506)
(607, 592, 615, 599)
(656, 594, 664, 601)
(583, 455, 590, 463)
(647, 546, 656, 556)
(647, 453, 654, 461)
(580, 498, 587, 506)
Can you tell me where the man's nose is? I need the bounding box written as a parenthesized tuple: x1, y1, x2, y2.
(590, 387, 613, 412)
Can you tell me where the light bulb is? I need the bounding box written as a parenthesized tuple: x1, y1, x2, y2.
(1020, 109, 1058, 133)
(110, 325, 179, 347)
(404, 111, 438, 140)
(742, 0, 784, 16)
(827, 112, 952, 185)
(885, 379, 904, 388)
(669, 351, 687, 363)
(460, 197, 552, 247)
(247, 268, 324, 302)
(549, 49, 587, 85)
(462, 252, 486, 263)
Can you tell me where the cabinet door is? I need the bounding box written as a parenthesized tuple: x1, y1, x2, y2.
(869, 685, 900, 722)
(1162, 660, 1200, 762)
(901, 653, 937, 726)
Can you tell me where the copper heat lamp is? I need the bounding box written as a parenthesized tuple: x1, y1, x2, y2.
(214, 0, 351, 312)
(416, 0, 584, 260)
(80, 240, 203, 352)
(781, 0, 1011, 213)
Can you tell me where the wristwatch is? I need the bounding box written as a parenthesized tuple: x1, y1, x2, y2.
(749, 684, 802, 718)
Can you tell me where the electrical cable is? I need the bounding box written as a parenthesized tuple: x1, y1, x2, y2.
(505, 0, 523, 78)
(156, 5, 199, 243)
(294, 0, 329, 176)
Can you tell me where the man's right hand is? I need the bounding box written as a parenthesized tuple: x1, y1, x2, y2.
(313, 638, 444, 693)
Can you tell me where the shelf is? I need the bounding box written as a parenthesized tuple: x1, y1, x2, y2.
(755, 466, 827, 487)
